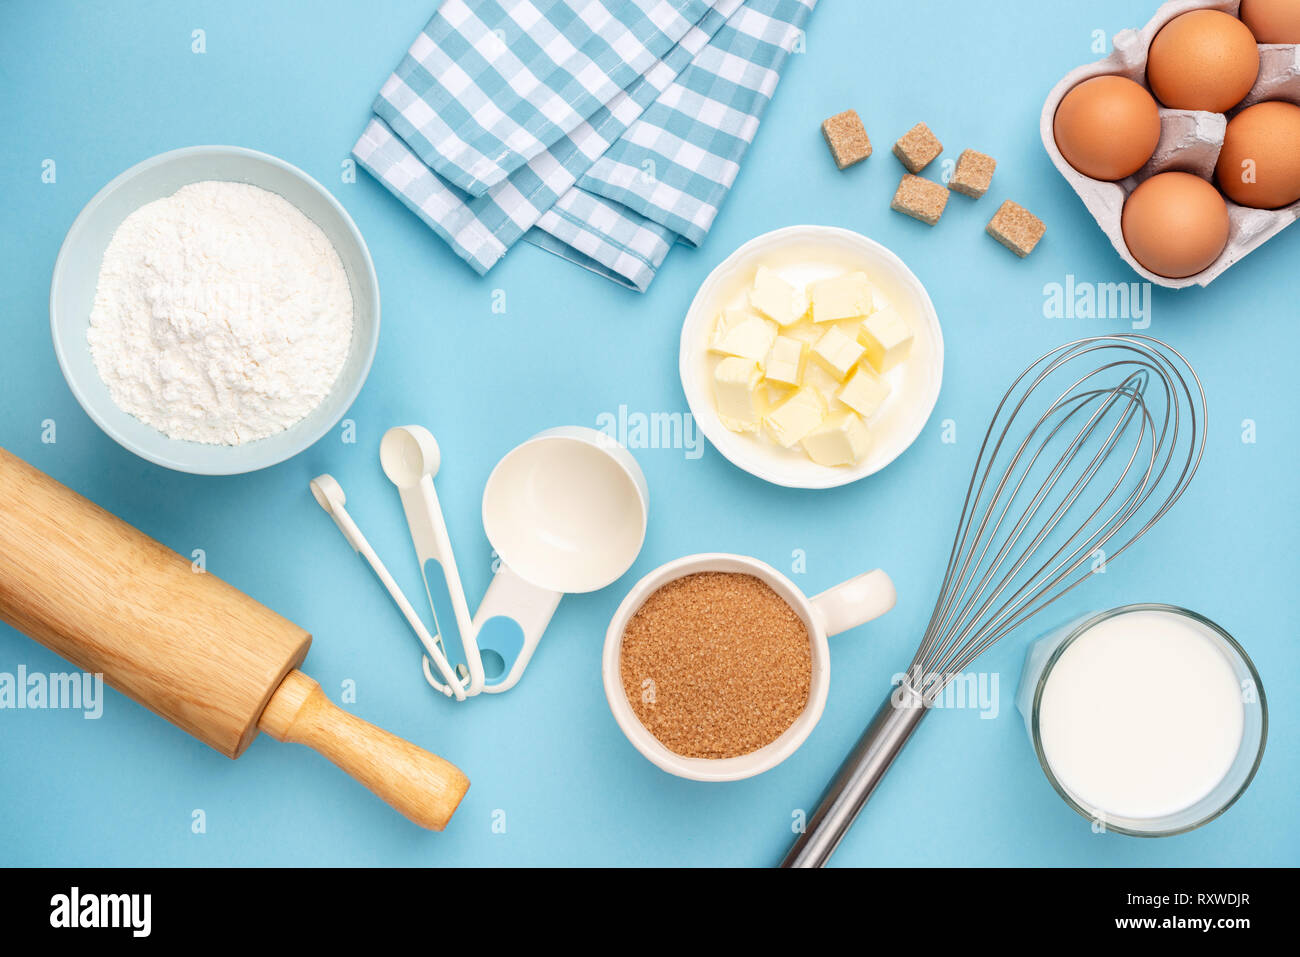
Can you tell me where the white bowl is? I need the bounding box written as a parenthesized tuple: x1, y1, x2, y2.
(50, 146, 380, 475)
(680, 225, 943, 489)
(602, 553, 896, 781)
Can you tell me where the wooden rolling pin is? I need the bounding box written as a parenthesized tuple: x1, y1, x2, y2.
(0, 447, 468, 830)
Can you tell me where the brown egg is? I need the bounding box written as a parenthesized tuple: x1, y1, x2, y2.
(1053, 76, 1162, 180)
(1146, 10, 1260, 112)
(1122, 172, 1230, 278)
(1240, 0, 1300, 43)
(1216, 101, 1300, 208)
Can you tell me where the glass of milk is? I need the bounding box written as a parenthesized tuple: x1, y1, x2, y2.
(1016, 604, 1267, 836)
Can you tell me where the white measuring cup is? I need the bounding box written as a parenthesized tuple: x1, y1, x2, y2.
(382, 425, 649, 696)
(474, 427, 649, 693)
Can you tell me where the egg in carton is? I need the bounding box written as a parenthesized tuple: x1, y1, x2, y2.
(1041, 0, 1300, 289)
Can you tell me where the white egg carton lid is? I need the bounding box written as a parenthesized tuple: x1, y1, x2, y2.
(1040, 0, 1300, 288)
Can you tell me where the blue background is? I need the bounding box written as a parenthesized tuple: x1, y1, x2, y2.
(1, 0, 1295, 867)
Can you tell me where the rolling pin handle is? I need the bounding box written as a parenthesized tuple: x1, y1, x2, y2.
(258, 670, 469, 830)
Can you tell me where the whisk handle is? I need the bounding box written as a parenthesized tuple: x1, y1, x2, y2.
(781, 685, 929, 868)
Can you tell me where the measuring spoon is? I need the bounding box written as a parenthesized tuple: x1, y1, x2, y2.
(380, 426, 484, 698)
(308, 473, 466, 700)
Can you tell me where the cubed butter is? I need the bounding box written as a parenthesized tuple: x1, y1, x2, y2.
(837, 365, 891, 419)
(810, 271, 873, 323)
(750, 266, 807, 327)
(713, 358, 767, 432)
(708, 308, 746, 353)
(802, 413, 871, 466)
(765, 386, 826, 447)
(764, 335, 808, 388)
(858, 306, 913, 372)
(711, 312, 777, 364)
(811, 324, 866, 380)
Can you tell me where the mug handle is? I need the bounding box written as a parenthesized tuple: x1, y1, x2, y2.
(809, 569, 896, 637)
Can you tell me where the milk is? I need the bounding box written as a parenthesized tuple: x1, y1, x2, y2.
(1036, 608, 1245, 821)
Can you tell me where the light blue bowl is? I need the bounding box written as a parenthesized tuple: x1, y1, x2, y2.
(50, 146, 380, 475)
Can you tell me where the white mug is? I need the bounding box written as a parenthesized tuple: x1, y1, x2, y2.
(602, 553, 896, 781)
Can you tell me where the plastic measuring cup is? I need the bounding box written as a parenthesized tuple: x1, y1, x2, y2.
(474, 427, 649, 692)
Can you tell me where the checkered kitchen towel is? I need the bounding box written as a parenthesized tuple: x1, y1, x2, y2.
(353, 0, 814, 291)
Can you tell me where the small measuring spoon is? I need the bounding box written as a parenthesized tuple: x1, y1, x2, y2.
(380, 426, 485, 698)
(308, 473, 466, 701)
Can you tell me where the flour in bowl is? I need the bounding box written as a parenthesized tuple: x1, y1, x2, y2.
(87, 181, 354, 445)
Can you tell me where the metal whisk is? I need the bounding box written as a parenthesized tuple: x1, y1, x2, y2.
(782, 335, 1207, 868)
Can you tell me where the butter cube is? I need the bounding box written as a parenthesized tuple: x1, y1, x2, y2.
(713, 358, 767, 432)
(765, 386, 826, 447)
(708, 308, 746, 353)
(858, 307, 913, 372)
(802, 413, 872, 466)
(837, 365, 891, 419)
(750, 266, 808, 327)
(810, 271, 874, 323)
(764, 336, 808, 388)
(711, 312, 777, 364)
(811, 324, 866, 380)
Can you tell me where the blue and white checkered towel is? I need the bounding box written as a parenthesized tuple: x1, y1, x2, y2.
(353, 0, 814, 291)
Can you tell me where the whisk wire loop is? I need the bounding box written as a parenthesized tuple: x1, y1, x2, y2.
(782, 335, 1207, 868)
(912, 337, 1205, 689)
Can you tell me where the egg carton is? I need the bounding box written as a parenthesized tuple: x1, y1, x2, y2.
(1040, 0, 1300, 288)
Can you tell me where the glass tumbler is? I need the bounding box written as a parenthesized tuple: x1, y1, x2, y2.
(1016, 603, 1267, 837)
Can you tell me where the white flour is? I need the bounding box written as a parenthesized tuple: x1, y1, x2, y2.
(88, 181, 354, 445)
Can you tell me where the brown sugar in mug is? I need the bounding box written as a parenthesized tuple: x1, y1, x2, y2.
(602, 553, 896, 781)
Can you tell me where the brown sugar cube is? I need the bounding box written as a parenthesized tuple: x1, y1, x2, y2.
(986, 200, 1046, 257)
(950, 149, 997, 198)
(821, 109, 872, 169)
(890, 174, 949, 225)
(892, 122, 943, 173)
